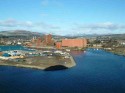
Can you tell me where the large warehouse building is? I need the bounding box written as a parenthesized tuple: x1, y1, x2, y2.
(61, 38, 87, 48)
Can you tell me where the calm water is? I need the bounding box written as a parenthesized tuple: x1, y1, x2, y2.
(0, 45, 33, 51)
(1, 48, 125, 93)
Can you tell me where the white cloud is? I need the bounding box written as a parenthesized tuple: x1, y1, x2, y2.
(79, 22, 125, 30)
(41, 0, 49, 6)
(0, 19, 34, 27)
(0, 19, 17, 27)
(0, 19, 125, 35)
(0, 19, 61, 34)
(41, 13, 48, 16)
(72, 22, 125, 34)
(20, 21, 33, 27)
(41, 0, 63, 7)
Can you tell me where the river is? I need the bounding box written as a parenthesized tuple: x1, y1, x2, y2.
(1, 48, 125, 93)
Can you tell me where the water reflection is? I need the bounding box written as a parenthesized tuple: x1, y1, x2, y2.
(70, 50, 85, 56)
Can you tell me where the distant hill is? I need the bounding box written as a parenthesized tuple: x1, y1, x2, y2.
(0, 30, 65, 40)
(0, 30, 44, 37)
(103, 34, 125, 40)
(67, 33, 125, 40)
(0, 30, 125, 40)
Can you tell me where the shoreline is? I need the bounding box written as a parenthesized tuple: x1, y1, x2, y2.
(69, 55, 76, 67)
(0, 63, 45, 70)
(0, 55, 76, 70)
(105, 50, 125, 57)
(87, 47, 125, 57)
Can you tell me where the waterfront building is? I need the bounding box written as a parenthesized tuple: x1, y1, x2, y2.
(56, 42, 62, 49)
(61, 38, 87, 48)
(43, 34, 54, 46)
(36, 37, 42, 47)
(26, 34, 54, 48)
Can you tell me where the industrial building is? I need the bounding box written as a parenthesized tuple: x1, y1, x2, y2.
(56, 42, 62, 49)
(43, 34, 54, 46)
(56, 38, 87, 49)
(62, 38, 87, 48)
(28, 34, 87, 49)
(29, 34, 54, 48)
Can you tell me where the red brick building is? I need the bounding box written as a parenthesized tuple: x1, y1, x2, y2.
(36, 37, 42, 47)
(43, 34, 54, 46)
(56, 42, 62, 49)
(62, 38, 87, 48)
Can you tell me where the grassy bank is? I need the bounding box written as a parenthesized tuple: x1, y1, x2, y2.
(105, 47, 125, 56)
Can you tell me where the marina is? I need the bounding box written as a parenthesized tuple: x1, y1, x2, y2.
(0, 45, 76, 70)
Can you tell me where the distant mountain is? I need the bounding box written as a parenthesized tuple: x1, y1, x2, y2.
(64, 33, 102, 38)
(0, 30, 44, 37)
(1, 30, 125, 40)
(64, 33, 125, 39)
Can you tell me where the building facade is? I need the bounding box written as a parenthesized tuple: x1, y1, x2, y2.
(43, 34, 54, 46)
(62, 39, 87, 48)
(56, 42, 62, 49)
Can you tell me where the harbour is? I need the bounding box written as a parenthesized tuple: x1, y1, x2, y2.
(0, 45, 76, 70)
(0, 0, 124, 93)
(1, 49, 125, 93)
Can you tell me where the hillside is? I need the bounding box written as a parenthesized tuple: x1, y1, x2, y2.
(0, 30, 43, 37)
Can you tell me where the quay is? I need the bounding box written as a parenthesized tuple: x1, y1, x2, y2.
(0, 49, 76, 70)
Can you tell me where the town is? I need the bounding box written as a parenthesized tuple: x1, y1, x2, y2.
(0, 31, 87, 70)
(0, 30, 125, 70)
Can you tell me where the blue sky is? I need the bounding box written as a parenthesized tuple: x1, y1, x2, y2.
(0, 0, 125, 35)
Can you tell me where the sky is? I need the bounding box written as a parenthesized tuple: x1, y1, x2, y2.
(0, 0, 125, 35)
